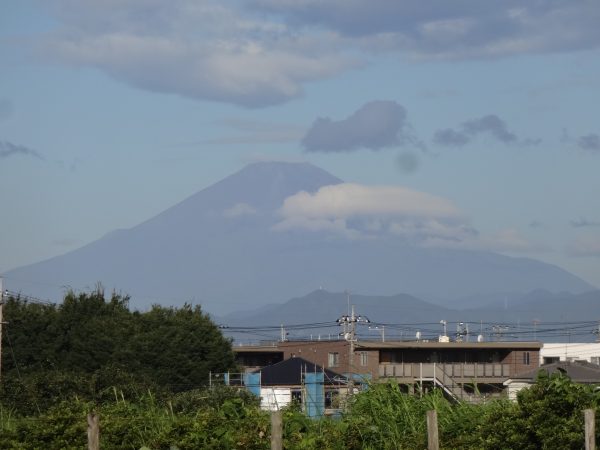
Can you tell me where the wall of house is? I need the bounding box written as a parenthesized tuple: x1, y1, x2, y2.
(377, 346, 540, 377)
(500, 348, 540, 375)
(234, 342, 541, 381)
(260, 387, 292, 411)
(235, 351, 284, 371)
(276, 341, 380, 380)
(504, 381, 531, 401)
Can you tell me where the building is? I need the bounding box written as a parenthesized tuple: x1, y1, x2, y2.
(541, 343, 600, 365)
(234, 338, 542, 402)
(504, 360, 600, 400)
(251, 357, 346, 415)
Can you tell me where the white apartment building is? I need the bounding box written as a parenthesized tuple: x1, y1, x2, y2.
(540, 343, 600, 365)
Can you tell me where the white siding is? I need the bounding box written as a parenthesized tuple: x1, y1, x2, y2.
(260, 387, 292, 411)
(504, 380, 532, 401)
(541, 343, 600, 364)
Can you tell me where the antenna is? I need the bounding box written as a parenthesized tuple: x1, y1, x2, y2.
(440, 320, 447, 336)
(439, 320, 449, 343)
(454, 322, 469, 342)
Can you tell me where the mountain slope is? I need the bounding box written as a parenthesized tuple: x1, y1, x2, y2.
(3, 161, 593, 314)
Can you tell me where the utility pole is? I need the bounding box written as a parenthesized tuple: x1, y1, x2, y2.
(349, 305, 355, 396)
(0, 277, 4, 383)
(280, 324, 287, 342)
(337, 303, 370, 400)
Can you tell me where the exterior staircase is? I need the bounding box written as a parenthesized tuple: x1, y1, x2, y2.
(428, 363, 470, 402)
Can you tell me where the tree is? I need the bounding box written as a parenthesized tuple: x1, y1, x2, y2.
(1, 289, 237, 413)
(481, 370, 600, 450)
(126, 304, 236, 390)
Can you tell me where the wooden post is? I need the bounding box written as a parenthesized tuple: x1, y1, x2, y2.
(427, 409, 439, 450)
(87, 412, 100, 450)
(271, 410, 282, 450)
(585, 409, 595, 450)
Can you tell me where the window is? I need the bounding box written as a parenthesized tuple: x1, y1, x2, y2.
(523, 352, 530, 365)
(591, 357, 600, 366)
(328, 352, 339, 367)
(325, 390, 339, 408)
(543, 356, 560, 365)
(360, 351, 368, 366)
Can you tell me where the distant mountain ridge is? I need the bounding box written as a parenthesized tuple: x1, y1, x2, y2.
(3, 161, 594, 314)
(220, 289, 600, 343)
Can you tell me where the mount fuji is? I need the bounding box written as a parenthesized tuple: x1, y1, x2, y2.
(4, 161, 593, 314)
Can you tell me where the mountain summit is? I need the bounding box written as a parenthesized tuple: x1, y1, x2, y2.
(4, 161, 592, 314)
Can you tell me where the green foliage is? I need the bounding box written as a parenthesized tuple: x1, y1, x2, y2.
(0, 400, 90, 449)
(1, 376, 600, 449)
(170, 385, 260, 413)
(3, 290, 600, 448)
(0, 289, 236, 414)
(125, 304, 236, 390)
(482, 370, 600, 450)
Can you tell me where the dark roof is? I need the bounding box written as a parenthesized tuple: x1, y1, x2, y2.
(252, 357, 345, 386)
(511, 361, 600, 383)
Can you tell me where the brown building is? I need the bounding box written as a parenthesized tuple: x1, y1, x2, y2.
(234, 339, 542, 401)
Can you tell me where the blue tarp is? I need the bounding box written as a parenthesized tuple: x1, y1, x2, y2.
(244, 372, 261, 397)
(304, 372, 324, 417)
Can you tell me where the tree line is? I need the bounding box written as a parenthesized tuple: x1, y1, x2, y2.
(0, 288, 236, 414)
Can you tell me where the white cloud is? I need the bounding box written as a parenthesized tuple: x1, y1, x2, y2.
(278, 183, 461, 220)
(274, 183, 466, 242)
(23, 1, 600, 108)
(272, 216, 361, 239)
(274, 183, 544, 254)
(37, 0, 357, 107)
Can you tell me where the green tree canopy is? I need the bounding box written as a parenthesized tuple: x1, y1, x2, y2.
(1, 289, 236, 412)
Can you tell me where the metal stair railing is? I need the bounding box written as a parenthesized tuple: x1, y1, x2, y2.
(431, 363, 469, 401)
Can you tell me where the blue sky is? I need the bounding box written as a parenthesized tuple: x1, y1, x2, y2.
(1, 0, 599, 290)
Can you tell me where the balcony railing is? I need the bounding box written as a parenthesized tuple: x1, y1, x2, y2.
(379, 362, 511, 379)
